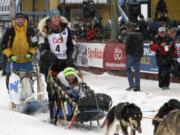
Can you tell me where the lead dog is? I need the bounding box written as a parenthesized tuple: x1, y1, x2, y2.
(155, 109, 180, 135)
(102, 102, 142, 135)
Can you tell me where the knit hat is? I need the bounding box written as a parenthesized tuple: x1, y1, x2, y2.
(49, 9, 61, 18)
(15, 12, 25, 19)
(63, 67, 76, 77)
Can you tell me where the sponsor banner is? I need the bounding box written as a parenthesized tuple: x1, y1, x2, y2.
(175, 43, 180, 62)
(75, 43, 88, 67)
(103, 43, 126, 70)
(140, 43, 158, 73)
(87, 43, 105, 68)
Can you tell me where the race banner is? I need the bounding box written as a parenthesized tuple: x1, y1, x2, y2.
(87, 43, 105, 68)
(175, 43, 180, 62)
(140, 43, 158, 73)
(103, 43, 126, 70)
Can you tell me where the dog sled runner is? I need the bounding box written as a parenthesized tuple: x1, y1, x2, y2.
(49, 74, 112, 127)
(7, 64, 48, 114)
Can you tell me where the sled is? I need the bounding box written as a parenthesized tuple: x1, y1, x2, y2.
(55, 93, 112, 123)
(50, 77, 112, 127)
(76, 109, 105, 122)
(52, 93, 111, 126)
(78, 94, 112, 122)
(7, 69, 48, 115)
(22, 100, 48, 114)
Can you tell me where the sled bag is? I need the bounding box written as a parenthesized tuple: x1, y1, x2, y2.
(59, 102, 73, 119)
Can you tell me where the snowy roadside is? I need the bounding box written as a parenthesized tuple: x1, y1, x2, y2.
(0, 71, 179, 135)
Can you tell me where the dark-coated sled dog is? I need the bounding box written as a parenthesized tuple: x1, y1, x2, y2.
(155, 110, 180, 135)
(152, 99, 180, 134)
(102, 102, 142, 135)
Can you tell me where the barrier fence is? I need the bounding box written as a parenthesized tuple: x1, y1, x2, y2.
(75, 42, 180, 82)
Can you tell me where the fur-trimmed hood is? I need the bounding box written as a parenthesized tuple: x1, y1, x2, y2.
(37, 16, 71, 37)
(57, 71, 82, 88)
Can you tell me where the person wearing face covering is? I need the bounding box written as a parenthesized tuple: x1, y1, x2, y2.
(37, 9, 75, 122)
(38, 9, 75, 77)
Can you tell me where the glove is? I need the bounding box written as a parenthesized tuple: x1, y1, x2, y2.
(67, 57, 75, 65)
(26, 52, 33, 59)
(40, 50, 47, 57)
(10, 55, 18, 62)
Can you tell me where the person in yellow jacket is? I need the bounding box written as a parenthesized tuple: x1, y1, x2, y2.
(1, 12, 38, 72)
(1, 12, 38, 110)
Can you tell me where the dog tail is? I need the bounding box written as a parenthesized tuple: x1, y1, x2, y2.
(100, 117, 107, 128)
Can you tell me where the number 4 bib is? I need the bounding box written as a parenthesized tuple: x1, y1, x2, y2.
(47, 28, 68, 59)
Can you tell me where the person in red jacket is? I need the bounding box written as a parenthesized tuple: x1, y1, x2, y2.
(150, 26, 177, 90)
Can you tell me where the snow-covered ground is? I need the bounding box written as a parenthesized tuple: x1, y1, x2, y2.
(0, 71, 179, 135)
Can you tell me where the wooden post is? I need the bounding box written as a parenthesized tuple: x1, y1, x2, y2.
(110, 0, 119, 41)
(10, 0, 16, 19)
(35, 64, 42, 101)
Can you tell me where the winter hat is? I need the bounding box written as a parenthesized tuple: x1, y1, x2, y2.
(63, 67, 76, 77)
(49, 9, 61, 18)
(158, 26, 166, 32)
(15, 12, 25, 19)
(137, 14, 144, 21)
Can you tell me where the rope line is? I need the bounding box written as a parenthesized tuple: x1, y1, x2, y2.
(143, 116, 162, 122)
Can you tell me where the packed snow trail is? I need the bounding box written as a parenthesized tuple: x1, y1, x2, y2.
(0, 71, 179, 135)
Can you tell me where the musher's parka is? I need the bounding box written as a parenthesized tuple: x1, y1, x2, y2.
(38, 16, 74, 76)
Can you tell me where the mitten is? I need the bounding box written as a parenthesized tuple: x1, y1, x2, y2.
(10, 55, 18, 62)
(26, 52, 33, 59)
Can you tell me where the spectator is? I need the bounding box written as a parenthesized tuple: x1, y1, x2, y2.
(137, 14, 148, 40)
(168, 27, 176, 40)
(147, 19, 162, 39)
(118, 25, 127, 43)
(175, 25, 180, 42)
(0, 25, 7, 75)
(150, 26, 177, 90)
(155, 0, 168, 20)
(125, 29, 144, 91)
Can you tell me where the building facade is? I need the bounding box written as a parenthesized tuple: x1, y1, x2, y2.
(57, 0, 110, 25)
(151, 0, 180, 21)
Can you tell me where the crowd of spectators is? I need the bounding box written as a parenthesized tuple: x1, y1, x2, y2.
(119, 14, 180, 44)
(71, 14, 180, 44)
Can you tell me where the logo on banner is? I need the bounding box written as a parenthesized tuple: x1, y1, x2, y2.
(114, 47, 122, 60)
(143, 48, 155, 56)
(88, 48, 103, 60)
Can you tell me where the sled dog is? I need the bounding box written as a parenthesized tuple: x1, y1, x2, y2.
(152, 99, 180, 134)
(155, 110, 180, 135)
(102, 102, 142, 135)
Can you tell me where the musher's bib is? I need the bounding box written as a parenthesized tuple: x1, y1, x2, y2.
(47, 28, 68, 59)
